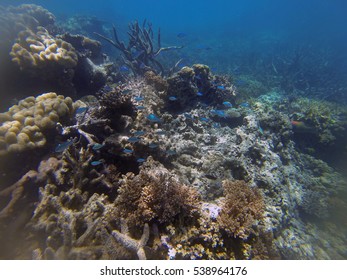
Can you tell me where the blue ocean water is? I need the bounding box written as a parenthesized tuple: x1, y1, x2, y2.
(3, 0, 347, 78)
(0, 0, 347, 260)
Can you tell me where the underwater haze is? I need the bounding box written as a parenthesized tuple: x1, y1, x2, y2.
(0, 0, 346, 260)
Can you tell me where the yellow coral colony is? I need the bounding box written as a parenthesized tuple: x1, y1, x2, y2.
(10, 27, 78, 70)
(0, 93, 75, 155)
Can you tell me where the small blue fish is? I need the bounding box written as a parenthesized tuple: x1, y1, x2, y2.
(200, 117, 209, 122)
(147, 113, 162, 123)
(217, 85, 225, 90)
(103, 85, 112, 92)
(76, 107, 88, 114)
(169, 96, 177, 101)
(134, 131, 145, 136)
(133, 50, 144, 59)
(148, 143, 158, 149)
(213, 122, 221, 128)
(197, 92, 204, 96)
(123, 148, 133, 154)
(119, 65, 129, 72)
(122, 89, 132, 95)
(196, 44, 212, 50)
(136, 105, 145, 110)
(134, 96, 144, 102)
(136, 158, 146, 163)
(55, 140, 73, 153)
(235, 80, 247, 86)
(91, 160, 103, 166)
(211, 109, 226, 118)
(166, 149, 177, 156)
(92, 143, 104, 151)
(239, 102, 250, 108)
(184, 113, 193, 120)
(177, 32, 187, 38)
(258, 126, 264, 134)
(223, 101, 233, 108)
(156, 130, 166, 135)
(127, 137, 140, 143)
(194, 74, 202, 80)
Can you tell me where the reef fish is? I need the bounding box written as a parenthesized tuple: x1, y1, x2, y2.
(90, 160, 103, 166)
(123, 148, 133, 154)
(239, 102, 250, 108)
(196, 92, 204, 96)
(213, 122, 221, 128)
(75, 107, 88, 114)
(127, 137, 140, 143)
(134, 130, 145, 136)
(156, 130, 166, 135)
(200, 117, 209, 122)
(291, 121, 315, 133)
(136, 158, 146, 163)
(148, 143, 158, 149)
(136, 105, 145, 110)
(119, 65, 130, 72)
(147, 113, 162, 123)
(55, 140, 74, 153)
(122, 89, 132, 95)
(211, 109, 226, 118)
(223, 101, 232, 108)
(184, 113, 193, 120)
(134, 96, 144, 102)
(217, 85, 225, 90)
(92, 143, 104, 150)
(166, 149, 177, 156)
(169, 96, 178, 101)
(177, 32, 188, 38)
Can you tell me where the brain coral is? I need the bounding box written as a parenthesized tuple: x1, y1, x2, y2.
(0, 92, 75, 155)
(10, 27, 78, 71)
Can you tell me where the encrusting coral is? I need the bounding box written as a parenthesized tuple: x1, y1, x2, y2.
(0, 92, 75, 155)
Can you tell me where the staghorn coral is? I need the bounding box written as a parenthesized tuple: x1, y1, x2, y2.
(10, 27, 78, 72)
(217, 180, 265, 239)
(114, 157, 201, 228)
(0, 92, 75, 155)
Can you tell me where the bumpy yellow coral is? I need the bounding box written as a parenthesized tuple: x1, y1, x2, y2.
(10, 27, 78, 71)
(0, 92, 75, 156)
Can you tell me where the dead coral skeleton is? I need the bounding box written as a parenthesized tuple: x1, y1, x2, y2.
(111, 220, 150, 260)
(94, 20, 183, 75)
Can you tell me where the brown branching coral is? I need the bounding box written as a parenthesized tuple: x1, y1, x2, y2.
(114, 157, 201, 227)
(144, 70, 168, 92)
(217, 180, 265, 239)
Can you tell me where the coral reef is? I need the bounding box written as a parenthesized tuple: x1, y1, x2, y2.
(0, 3, 346, 261)
(0, 92, 75, 155)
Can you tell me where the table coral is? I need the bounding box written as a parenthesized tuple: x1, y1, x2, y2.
(0, 92, 75, 155)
